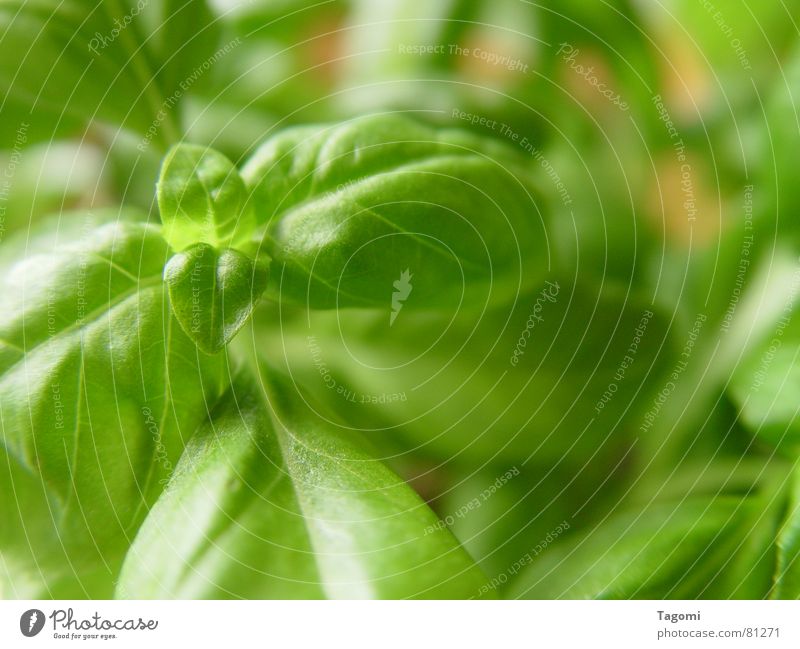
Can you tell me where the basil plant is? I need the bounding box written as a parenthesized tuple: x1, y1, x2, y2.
(2, 0, 800, 601)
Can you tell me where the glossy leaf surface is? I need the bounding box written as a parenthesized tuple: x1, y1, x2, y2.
(164, 243, 269, 354)
(0, 218, 225, 592)
(242, 113, 547, 309)
(117, 376, 490, 599)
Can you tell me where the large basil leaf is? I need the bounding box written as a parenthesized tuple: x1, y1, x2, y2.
(242, 113, 547, 309)
(0, 217, 226, 593)
(117, 375, 490, 599)
(0, 0, 218, 144)
(509, 492, 784, 599)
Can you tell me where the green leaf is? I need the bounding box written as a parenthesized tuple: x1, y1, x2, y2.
(241, 113, 547, 309)
(164, 243, 269, 354)
(158, 144, 256, 250)
(436, 466, 579, 582)
(728, 294, 800, 453)
(0, 443, 124, 598)
(255, 278, 669, 470)
(0, 218, 226, 593)
(117, 375, 490, 599)
(0, 0, 218, 144)
(509, 493, 783, 599)
(773, 468, 800, 598)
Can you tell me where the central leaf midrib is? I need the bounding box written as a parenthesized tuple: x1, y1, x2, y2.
(264, 396, 380, 599)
